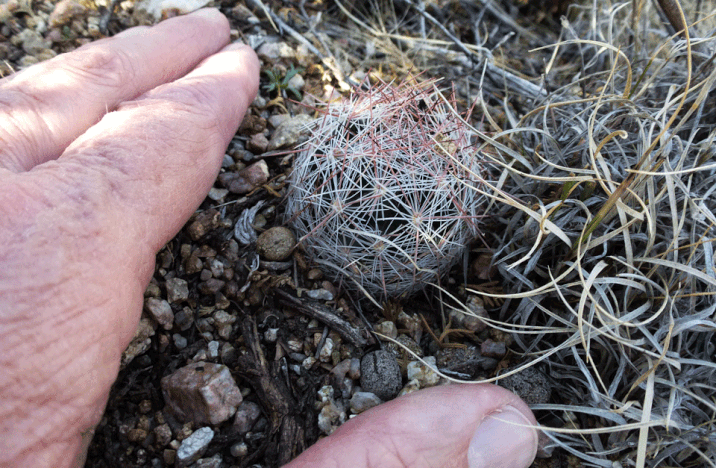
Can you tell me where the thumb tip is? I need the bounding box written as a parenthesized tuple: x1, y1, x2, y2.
(467, 405, 539, 468)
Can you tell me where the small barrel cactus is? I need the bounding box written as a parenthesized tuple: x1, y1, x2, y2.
(285, 78, 486, 297)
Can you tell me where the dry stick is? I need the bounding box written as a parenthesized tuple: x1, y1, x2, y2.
(275, 289, 369, 347)
(656, 0, 688, 37)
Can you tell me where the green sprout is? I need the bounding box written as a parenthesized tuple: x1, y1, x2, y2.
(262, 65, 304, 101)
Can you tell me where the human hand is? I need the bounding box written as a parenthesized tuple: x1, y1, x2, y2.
(0, 9, 259, 466)
(286, 384, 538, 468)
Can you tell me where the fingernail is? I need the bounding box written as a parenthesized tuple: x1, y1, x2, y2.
(468, 405, 538, 468)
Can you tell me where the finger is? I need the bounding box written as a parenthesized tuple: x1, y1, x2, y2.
(20, 42, 259, 276)
(285, 384, 539, 468)
(0, 8, 232, 172)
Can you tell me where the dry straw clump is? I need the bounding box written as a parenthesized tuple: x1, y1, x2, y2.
(285, 78, 486, 298)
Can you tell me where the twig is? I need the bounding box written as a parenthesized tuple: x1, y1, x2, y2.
(275, 289, 369, 348)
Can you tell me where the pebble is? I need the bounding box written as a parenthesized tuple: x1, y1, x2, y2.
(161, 362, 243, 425)
(267, 114, 314, 151)
(172, 333, 188, 350)
(239, 114, 267, 134)
(256, 41, 296, 60)
(248, 133, 269, 153)
(144, 297, 174, 330)
(374, 320, 398, 340)
(305, 288, 333, 301)
(350, 391, 383, 414)
(318, 337, 334, 362)
(397, 311, 421, 337)
(407, 356, 440, 388)
(207, 187, 228, 201)
(449, 295, 488, 333)
(48, 0, 87, 28)
(436, 346, 498, 378)
(386, 334, 423, 362)
(230, 441, 249, 458)
(480, 339, 507, 358)
(165, 278, 189, 304)
(175, 427, 214, 468)
(400, 378, 423, 397)
(218, 160, 269, 194)
(154, 423, 172, 447)
(193, 453, 222, 468)
(360, 350, 403, 401)
(317, 400, 345, 435)
(186, 209, 220, 241)
(121, 318, 156, 367)
(207, 341, 219, 359)
(498, 366, 551, 406)
(233, 401, 262, 434)
(287, 73, 305, 92)
(268, 114, 290, 129)
(256, 227, 296, 261)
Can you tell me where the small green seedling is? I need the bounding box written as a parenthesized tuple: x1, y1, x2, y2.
(262, 65, 304, 100)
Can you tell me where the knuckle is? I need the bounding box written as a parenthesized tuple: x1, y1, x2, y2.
(60, 45, 137, 90)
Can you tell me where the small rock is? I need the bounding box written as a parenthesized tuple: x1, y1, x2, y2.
(406, 356, 440, 388)
(318, 338, 334, 363)
(305, 288, 333, 301)
(207, 187, 228, 201)
(140, 0, 212, 20)
(207, 341, 220, 359)
(162, 362, 243, 425)
(360, 350, 402, 401)
(121, 317, 156, 367)
(233, 401, 262, 434)
(256, 227, 296, 261)
(317, 400, 345, 435)
(48, 0, 87, 27)
(287, 73, 305, 92)
(267, 114, 314, 151)
(174, 307, 194, 331)
(306, 268, 323, 280)
(154, 423, 172, 447)
(218, 160, 269, 194)
(127, 428, 148, 443)
(198, 278, 225, 295)
(239, 114, 267, 134)
(256, 41, 296, 60)
(173, 333, 188, 349)
(436, 346, 497, 378)
(193, 453, 222, 468)
(144, 297, 174, 330)
(186, 209, 220, 240)
(480, 339, 507, 358)
(348, 358, 361, 380)
(268, 114, 290, 129)
(374, 321, 398, 340)
(448, 295, 488, 333)
(498, 366, 551, 406)
(230, 441, 248, 458)
(165, 278, 189, 304)
(397, 378, 421, 397)
(397, 311, 421, 337)
(350, 391, 383, 414)
(385, 334, 423, 362)
(248, 133, 269, 153)
(175, 427, 214, 468)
